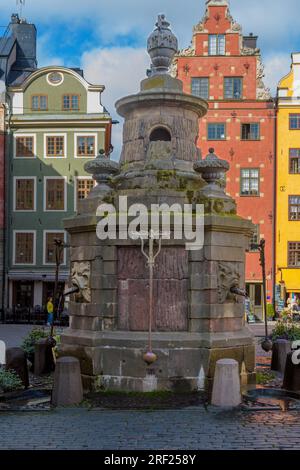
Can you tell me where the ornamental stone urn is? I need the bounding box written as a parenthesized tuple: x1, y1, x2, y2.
(60, 15, 255, 394)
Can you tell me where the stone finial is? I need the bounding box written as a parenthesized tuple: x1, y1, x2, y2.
(147, 14, 178, 76)
(206, 0, 229, 5)
(84, 149, 119, 194)
(194, 148, 229, 185)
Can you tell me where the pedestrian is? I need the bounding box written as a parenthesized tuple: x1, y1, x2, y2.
(46, 297, 54, 326)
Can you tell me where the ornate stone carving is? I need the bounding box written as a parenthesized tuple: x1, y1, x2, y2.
(241, 46, 260, 56)
(147, 14, 178, 76)
(84, 150, 119, 195)
(256, 56, 271, 100)
(217, 262, 241, 303)
(177, 45, 195, 57)
(71, 261, 91, 303)
(194, 148, 229, 185)
(193, 16, 208, 34)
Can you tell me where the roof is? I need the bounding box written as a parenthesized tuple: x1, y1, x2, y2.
(0, 36, 15, 56)
(6, 68, 35, 86)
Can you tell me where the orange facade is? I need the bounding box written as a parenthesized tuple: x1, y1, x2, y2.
(176, 1, 275, 314)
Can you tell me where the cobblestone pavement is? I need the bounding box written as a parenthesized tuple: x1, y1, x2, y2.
(0, 407, 300, 450)
(0, 324, 34, 348)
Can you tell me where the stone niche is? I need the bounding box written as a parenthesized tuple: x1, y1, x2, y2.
(60, 15, 255, 393)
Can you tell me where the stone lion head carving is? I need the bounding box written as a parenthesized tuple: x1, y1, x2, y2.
(71, 261, 91, 303)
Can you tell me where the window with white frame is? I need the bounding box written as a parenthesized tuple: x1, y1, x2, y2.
(44, 231, 66, 264)
(44, 178, 66, 211)
(15, 135, 35, 158)
(14, 231, 35, 265)
(45, 135, 66, 158)
(76, 135, 96, 157)
(14, 177, 36, 211)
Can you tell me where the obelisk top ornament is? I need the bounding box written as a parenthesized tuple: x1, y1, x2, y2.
(147, 14, 178, 76)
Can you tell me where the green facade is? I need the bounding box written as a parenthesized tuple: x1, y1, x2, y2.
(7, 67, 111, 309)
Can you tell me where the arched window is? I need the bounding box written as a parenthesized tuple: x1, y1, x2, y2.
(149, 127, 171, 142)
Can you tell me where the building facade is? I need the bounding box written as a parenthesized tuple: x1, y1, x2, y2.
(276, 53, 300, 304)
(0, 104, 5, 315)
(6, 66, 111, 309)
(175, 0, 275, 318)
(0, 13, 38, 315)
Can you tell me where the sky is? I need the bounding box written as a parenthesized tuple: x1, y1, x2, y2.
(0, 0, 299, 158)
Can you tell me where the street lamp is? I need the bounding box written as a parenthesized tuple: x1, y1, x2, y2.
(50, 238, 70, 338)
(251, 239, 273, 352)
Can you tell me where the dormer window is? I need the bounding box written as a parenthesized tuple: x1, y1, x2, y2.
(208, 34, 225, 56)
(63, 94, 79, 111)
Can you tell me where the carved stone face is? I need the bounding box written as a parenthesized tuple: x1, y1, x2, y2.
(218, 262, 241, 303)
(71, 261, 91, 303)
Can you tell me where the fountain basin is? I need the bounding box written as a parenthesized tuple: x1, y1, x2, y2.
(243, 388, 300, 411)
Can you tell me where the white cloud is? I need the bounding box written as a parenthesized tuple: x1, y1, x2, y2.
(2, 0, 300, 49)
(263, 54, 292, 94)
(81, 47, 149, 160)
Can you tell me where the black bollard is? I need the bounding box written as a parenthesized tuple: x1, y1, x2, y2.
(283, 352, 300, 392)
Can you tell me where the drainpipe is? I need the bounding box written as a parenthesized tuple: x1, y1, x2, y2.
(2, 95, 12, 318)
(272, 97, 277, 311)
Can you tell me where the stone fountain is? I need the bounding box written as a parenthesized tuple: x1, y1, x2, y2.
(60, 15, 255, 393)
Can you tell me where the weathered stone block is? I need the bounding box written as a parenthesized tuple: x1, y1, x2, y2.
(52, 357, 83, 406)
(204, 246, 244, 262)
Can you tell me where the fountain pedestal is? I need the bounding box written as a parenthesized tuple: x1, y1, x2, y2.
(60, 15, 255, 393)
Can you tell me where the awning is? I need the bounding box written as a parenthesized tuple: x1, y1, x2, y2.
(8, 270, 70, 282)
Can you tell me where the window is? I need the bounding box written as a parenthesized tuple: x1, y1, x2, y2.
(208, 35, 225, 55)
(288, 242, 300, 267)
(45, 178, 65, 211)
(46, 135, 65, 158)
(289, 196, 300, 221)
(224, 77, 243, 100)
(77, 136, 96, 157)
(44, 232, 65, 264)
(241, 123, 260, 140)
(290, 114, 300, 130)
(16, 136, 34, 157)
(63, 94, 79, 111)
(76, 179, 94, 209)
(15, 178, 35, 211)
(14, 232, 35, 265)
(31, 95, 47, 111)
(207, 123, 226, 140)
(240, 169, 260, 196)
(289, 149, 300, 174)
(191, 78, 209, 99)
(249, 224, 260, 251)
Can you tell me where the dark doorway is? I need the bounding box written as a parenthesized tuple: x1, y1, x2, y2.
(13, 281, 34, 308)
